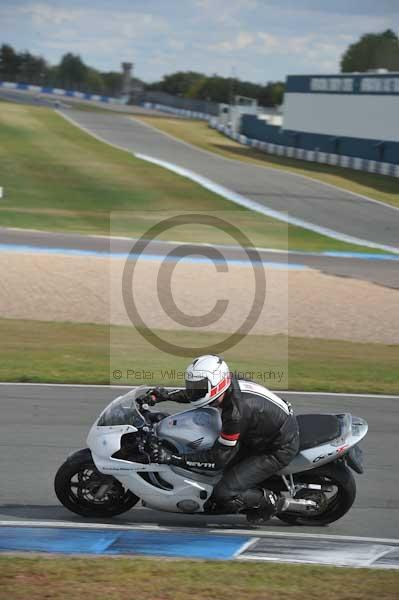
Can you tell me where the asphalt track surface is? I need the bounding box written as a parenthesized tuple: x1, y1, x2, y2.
(59, 108, 399, 251)
(1, 95, 398, 548)
(1, 384, 398, 540)
(0, 89, 58, 108)
(2, 227, 399, 288)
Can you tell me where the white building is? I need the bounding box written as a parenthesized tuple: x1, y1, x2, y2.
(283, 72, 399, 142)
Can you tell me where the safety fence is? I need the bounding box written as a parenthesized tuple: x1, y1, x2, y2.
(142, 91, 219, 116)
(209, 119, 399, 178)
(142, 101, 211, 120)
(0, 80, 122, 104)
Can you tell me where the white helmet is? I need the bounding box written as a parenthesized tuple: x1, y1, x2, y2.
(185, 355, 231, 408)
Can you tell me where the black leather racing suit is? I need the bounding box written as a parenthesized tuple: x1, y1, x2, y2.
(165, 377, 299, 512)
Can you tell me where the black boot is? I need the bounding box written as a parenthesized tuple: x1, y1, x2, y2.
(246, 490, 285, 525)
(204, 494, 247, 515)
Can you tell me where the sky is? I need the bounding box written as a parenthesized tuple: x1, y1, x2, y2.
(1, 0, 398, 83)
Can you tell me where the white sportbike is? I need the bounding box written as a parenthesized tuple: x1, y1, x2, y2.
(55, 385, 368, 525)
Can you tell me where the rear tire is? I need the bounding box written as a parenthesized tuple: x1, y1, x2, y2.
(277, 462, 356, 526)
(54, 448, 139, 518)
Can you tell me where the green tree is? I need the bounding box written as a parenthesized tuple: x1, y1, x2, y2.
(18, 51, 48, 84)
(0, 44, 20, 81)
(341, 29, 399, 72)
(148, 71, 205, 96)
(185, 76, 207, 99)
(57, 53, 88, 90)
(184, 74, 285, 106)
(85, 68, 105, 94)
(101, 71, 123, 96)
(44, 65, 60, 87)
(258, 83, 274, 106)
(186, 75, 230, 102)
(269, 82, 285, 106)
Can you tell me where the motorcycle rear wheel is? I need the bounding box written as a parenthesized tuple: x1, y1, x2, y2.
(54, 448, 139, 518)
(277, 462, 356, 526)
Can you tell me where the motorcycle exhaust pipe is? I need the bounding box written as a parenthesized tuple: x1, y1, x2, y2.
(279, 497, 318, 514)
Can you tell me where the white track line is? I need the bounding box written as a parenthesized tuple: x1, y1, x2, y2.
(4, 89, 396, 219)
(277, 390, 399, 399)
(0, 382, 397, 399)
(4, 226, 398, 260)
(237, 554, 399, 569)
(136, 152, 399, 255)
(0, 382, 129, 389)
(0, 520, 169, 532)
(206, 528, 399, 545)
(131, 114, 399, 215)
(57, 109, 140, 155)
(233, 537, 260, 558)
(55, 110, 399, 255)
(364, 547, 397, 567)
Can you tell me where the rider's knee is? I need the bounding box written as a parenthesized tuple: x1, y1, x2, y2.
(212, 481, 234, 503)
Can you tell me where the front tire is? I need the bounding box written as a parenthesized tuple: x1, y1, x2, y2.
(54, 449, 139, 518)
(277, 462, 356, 526)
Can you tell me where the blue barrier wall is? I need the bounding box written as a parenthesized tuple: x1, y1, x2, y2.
(241, 115, 399, 164)
(0, 81, 120, 104)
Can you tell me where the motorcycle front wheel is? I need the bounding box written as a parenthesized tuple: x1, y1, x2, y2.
(277, 461, 356, 526)
(54, 448, 139, 518)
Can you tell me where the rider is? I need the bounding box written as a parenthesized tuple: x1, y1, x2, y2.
(149, 354, 299, 523)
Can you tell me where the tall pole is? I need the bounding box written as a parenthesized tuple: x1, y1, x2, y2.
(229, 65, 236, 106)
(121, 62, 133, 97)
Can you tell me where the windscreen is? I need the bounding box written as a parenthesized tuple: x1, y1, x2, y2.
(97, 395, 146, 428)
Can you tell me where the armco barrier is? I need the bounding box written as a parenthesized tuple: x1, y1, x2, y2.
(143, 101, 211, 120)
(209, 119, 399, 178)
(142, 91, 219, 116)
(0, 80, 122, 104)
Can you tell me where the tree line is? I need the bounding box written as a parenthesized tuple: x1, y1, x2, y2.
(0, 43, 284, 104)
(146, 71, 285, 107)
(1, 30, 398, 104)
(152, 29, 399, 105)
(0, 44, 124, 96)
(341, 29, 399, 72)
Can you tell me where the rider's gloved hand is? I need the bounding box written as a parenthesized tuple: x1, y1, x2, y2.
(150, 445, 184, 466)
(148, 387, 169, 403)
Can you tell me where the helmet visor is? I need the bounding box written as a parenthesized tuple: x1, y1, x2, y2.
(185, 377, 209, 402)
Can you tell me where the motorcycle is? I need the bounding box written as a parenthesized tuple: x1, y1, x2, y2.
(55, 385, 368, 526)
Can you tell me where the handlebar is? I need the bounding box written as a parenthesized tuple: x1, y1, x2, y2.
(136, 390, 157, 410)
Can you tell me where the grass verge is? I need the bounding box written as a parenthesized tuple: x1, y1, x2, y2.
(0, 102, 382, 253)
(134, 115, 399, 209)
(0, 556, 398, 600)
(1, 318, 398, 394)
